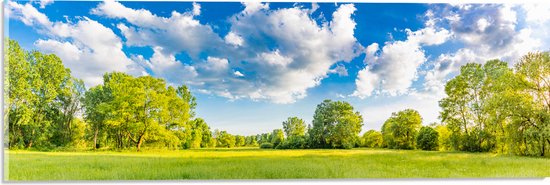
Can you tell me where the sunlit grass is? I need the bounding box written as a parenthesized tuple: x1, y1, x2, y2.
(6, 148, 550, 180)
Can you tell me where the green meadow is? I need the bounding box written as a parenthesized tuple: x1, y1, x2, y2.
(6, 148, 550, 180)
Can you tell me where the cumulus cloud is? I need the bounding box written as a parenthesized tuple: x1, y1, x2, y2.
(39, 0, 54, 9)
(421, 4, 547, 96)
(352, 25, 451, 98)
(224, 31, 244, 47)
(93, 1, 362, 104)
(8, 1, 145, 87)
(192, 2, 201, 16)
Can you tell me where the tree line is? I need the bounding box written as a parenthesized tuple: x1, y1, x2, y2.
(5, 38, 549, 157)
(238, 53, 550, 157)
(6, 39, 235, 151)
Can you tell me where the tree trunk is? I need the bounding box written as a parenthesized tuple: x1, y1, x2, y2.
(26, 139, 33, 148)
(541, 136, 546, 157)
(136, 135, 144, 152)
(26, 129, 35, 148)
(93, 127, 99, 149)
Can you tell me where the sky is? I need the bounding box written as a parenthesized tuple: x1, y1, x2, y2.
(6, 0, 550, 135)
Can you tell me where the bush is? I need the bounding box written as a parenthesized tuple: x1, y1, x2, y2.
(259, 142, 273, 149)
(277, 136, 307, 149)
(416, 126, 439, 151)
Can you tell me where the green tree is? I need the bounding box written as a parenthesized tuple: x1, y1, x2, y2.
(439, 62, 495, 152)
(282, 117, 306, 137)
(271, 129, 285, 147)
(309, 99, 363, 149)
(434, 124, 451, 151)
(217, 131, 236, 148)
(235, 135, 246, 147)
(510, 52, 550, 156)
(6, 39, 73, 149)
(416, 126, 439, 151)
(54, 78, 86, 147)
(83, 85, 110, 149)
(381, 109, 422, 149)
(361, 130, 383, 148)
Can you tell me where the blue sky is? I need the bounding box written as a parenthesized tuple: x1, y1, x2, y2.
(6, 0, 550, 135)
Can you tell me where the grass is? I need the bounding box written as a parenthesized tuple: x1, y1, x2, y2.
(5, 148, 550, 180)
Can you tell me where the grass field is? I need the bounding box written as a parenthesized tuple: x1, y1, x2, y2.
(5, 148, 550, 180)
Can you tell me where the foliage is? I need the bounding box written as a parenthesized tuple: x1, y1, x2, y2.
(416, 126, 439, 151)
(282, 117, 306, 137)
(217, 131, 236, 148)
(440, 54, 549, 156)
(361, 130, 383, 148)
(259, 142, 273, 149)
(6, 38, 73, 149)
(309, 100, 363, 149)
(381, 109, 422, 150)
(434, 124, 451, 151)
(270, 129, 285, 147)
(277, 136, 307, 149)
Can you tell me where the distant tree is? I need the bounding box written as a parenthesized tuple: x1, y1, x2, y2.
(271, 129, 284, 147)
(235, 135, 246, 147)
(382, 109, 422, 150)
(361, 130, 383, 148)
(282, 117, 306, 137)
(260, 142, 273, 149)
(416, 126, 439, 151)
(186, 118, 210, 149)
(217, 131, 236, 148)
(309, 100, 363, 149)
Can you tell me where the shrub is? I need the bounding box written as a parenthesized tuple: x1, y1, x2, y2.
(416, 126, 439, 151)
(277, 136, 306, 149)
(259, 142, 273, 149)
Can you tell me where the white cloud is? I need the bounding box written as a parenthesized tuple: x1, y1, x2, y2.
(192, 2, 201, 16)
(94, 1, 362, 104)
(8, 1, 145, 87)
(39, 0, 54, 9)
(139, 47, 198, 85)
(234, 71, 244, 77)
(328, 64, 348, 77)
(224, 31, 244, 47)
(92, 0, 224, 57)
(353, 26, 451, 98)
(421, 4, 547, 96)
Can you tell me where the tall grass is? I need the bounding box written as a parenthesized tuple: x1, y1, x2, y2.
(6, 148, 550, 180)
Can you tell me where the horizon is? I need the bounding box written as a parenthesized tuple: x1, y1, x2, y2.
(6, 0, 550, 135)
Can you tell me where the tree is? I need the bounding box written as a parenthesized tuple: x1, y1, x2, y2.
(54, 78, 86, 147)
(96, 73, 195, 151)
(217, 131, 236, 148)
(309, 100, 363, 149)
(510, 52, 550, 156)
(434, 124, 451, 151)
(361, 130, 383, 148)
(439, 62, 497, 152)
(271, 129, 284, 147)
(82, 85, 109, 149)
(235, 135, 246, 147)
(282, 117, 306, 137)
(186, 118, 205, 149)
(6, 39, 73, 149)
(381, 109, 422, 149)
(416, 126, 439, 151)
